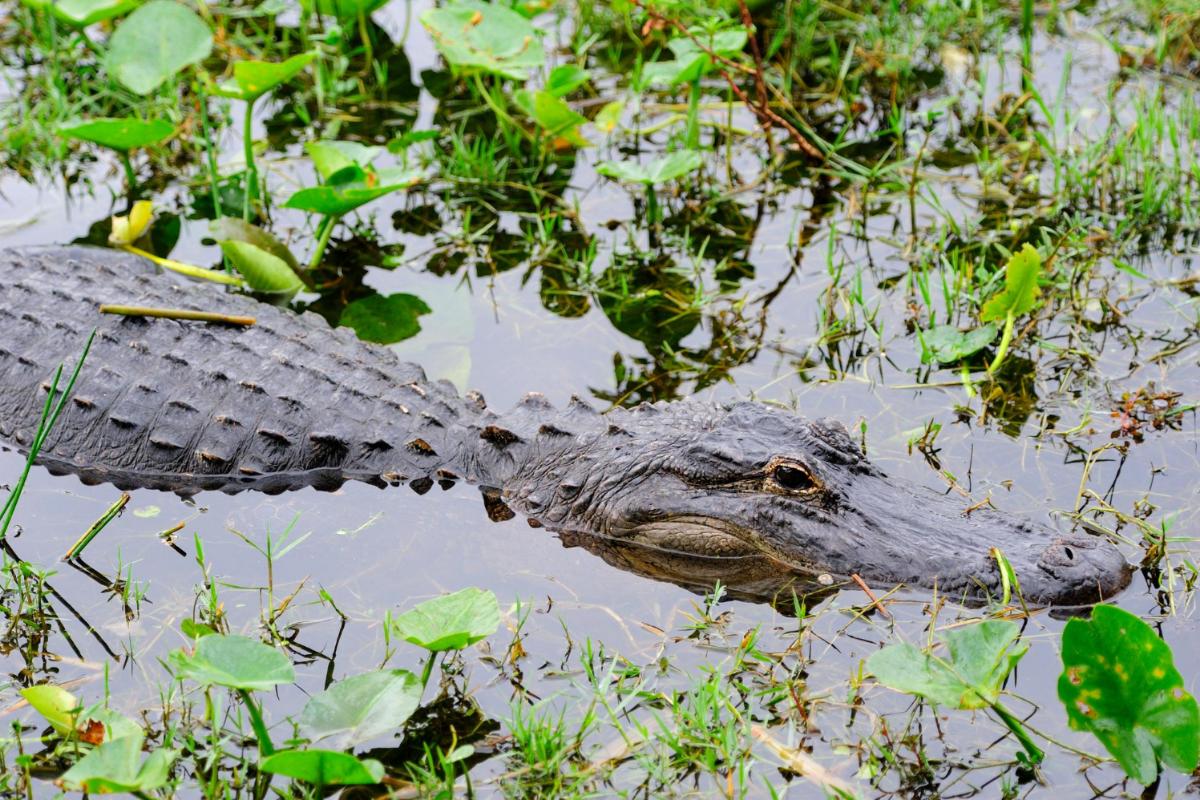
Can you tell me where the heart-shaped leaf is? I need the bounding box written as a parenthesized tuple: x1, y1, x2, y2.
(299, 669, 421, 750)
(305, 140, 382, 181)
(168, 634, 295, 690)
(209, 217, 300, 272)
(284, 166, 422, 217)
(514, 89, 589, 147)
(868, 620, 1027, 710)
(920, 323, 998, 363)
(106, 0, 213, 95)
(218, 240, 303, 295)
(1059, 605, 1200, 785)
(339, 292, 430, 344)
(391, 587, 500, 652)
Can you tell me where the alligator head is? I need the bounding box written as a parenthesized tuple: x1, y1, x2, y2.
(501, 401, 1132, 606)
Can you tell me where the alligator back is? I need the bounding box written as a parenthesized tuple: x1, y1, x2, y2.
(0, 246, 480, 494)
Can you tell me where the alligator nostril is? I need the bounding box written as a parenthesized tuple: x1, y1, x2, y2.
(1064, 546, 1074, 561)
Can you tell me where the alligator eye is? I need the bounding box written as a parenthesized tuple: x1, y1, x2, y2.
(771, 464, 816, 492)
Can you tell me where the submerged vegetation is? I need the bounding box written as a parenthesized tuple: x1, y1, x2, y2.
(0, 0, 1198, 795)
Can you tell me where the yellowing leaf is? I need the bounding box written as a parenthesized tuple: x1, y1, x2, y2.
(109, 200, 154, 245)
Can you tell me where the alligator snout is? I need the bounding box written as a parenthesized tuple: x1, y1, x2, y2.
(1028, 532, 1133, 606)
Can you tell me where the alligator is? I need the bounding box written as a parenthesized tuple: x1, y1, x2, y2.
(0, 245, 1131, 606)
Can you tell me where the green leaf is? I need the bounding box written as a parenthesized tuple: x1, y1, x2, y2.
(1059, 605, 1200, 785)
(210, 217, 301, 272)
(106, 0, 213, 95)
(20, 684, 79, 737)
(219, 53, 315, 101)
(168, 634, 295, 690)
(260, 750, 385, 785)
(299, 0, 387, 21)
(58, 117, 174, 150)
(980, 244, 1043, 322)
(643, 27, 747, 87)
(283, 166, 422, 217)
(340, 292, 431, 344)
(920, 323, 998, 364)
(59, 735, 177, 793)
(304, 140, 382, 181)
(545, 63, 588, 97)
(299, 669, 421, 750)
(391, 587, 500, 652)
(420, 0, 545, 81)
(513, 89, 589, 147)
(868, 620, 1027, 710)
(595, 150, 702, 185)
(51, 0, 138, 27)
(218, 241, 303, 295)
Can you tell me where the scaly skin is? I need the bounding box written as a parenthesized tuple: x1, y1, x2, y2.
(0, 246, 1132, 605)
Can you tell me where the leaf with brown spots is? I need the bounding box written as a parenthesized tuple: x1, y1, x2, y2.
(1058, 604, 1200, 785)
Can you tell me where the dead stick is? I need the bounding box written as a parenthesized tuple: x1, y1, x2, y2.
(850, 573, 892, 619)
(100, 305, 256, 326)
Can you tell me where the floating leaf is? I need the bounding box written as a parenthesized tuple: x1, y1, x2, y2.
(1059, 605, 1200, 785)
(21, 684, 79, 737)
(59, 117, 174, 151)
(299, 669, 421, 750)
(340, 293, 430, 344)
(391, 587, 500, 652)
(59, 735, 177, 793)
(218, 53, 315, 101)
(168, 634, 295, 690)
(106, 0, 213, 95)
(596, 150, 703, 185)
(980, 244, 1043, 322)
(50, 0, 138, 25)
(261, 750, 384, 785)
(920, 323, 998, 364)
(420, 1, 545, 81)
(218, 240, 303, 295)
(284, 166, 423, 217)
(868, 620, 1027, 710)
(109, 199, 155, 245)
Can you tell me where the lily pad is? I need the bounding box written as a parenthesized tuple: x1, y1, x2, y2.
(260, 749, 384, 786)
(981, 243, 1042, 322)
(106, 0, 213, 95)
(391, 587, 500, 652)
(596, 150, 702, 185)
(1059, 605, 1200, 784)
(340, 292, 431, 344)
(921, 323, 998, 364)
(168, 634, 295, 690)
(59, 735, 177, 793)
(59, 117, 174, 150)
(868, 620, 1027, 710)
(299, 669, 421, 750)
(421, 1, 545, 81)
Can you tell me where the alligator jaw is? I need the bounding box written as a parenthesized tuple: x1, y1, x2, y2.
(620, 472, 1132, 607)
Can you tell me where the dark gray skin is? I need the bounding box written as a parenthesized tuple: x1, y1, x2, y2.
(0, 246, 1132, 606)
